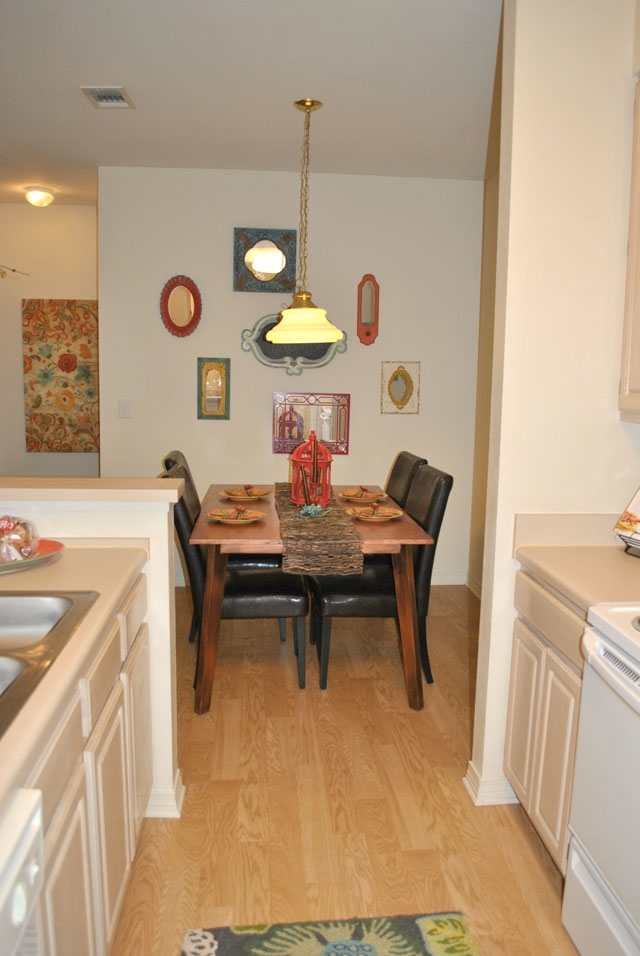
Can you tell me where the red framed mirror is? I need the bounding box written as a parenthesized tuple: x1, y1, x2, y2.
(357, 274, 379, 345)
(160, 274, 202, 337)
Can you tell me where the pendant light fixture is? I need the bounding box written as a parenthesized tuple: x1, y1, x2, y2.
(266, 100, 344, 344)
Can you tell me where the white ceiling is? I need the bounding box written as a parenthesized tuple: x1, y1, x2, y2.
(0, 0, 502, 206)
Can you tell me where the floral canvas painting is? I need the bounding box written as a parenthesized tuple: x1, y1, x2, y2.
(22, 299, 99, 452)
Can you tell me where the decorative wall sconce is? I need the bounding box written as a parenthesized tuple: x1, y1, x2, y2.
(160, 275, 202, 337)
(233, 227, 296, 293)
(357, 274, 379, 345)
(381, 362, 420, 414)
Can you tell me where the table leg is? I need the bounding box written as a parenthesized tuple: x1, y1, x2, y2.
(194, 545, 227, 714)
(391, 546, 424, 710)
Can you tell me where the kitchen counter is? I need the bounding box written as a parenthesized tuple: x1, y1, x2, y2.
(515, 545, 640, 616)
(0, 477, 185, 820)
(0, 546, 146, 820)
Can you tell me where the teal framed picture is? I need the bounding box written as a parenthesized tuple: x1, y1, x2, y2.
(198, 358, 230, 420)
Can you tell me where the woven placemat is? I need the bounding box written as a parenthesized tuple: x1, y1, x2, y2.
(275, 482, 363, 575)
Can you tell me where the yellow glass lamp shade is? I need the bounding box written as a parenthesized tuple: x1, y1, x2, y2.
(266, 292, 344, 344)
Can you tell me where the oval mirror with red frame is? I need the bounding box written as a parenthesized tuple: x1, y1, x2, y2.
(160, 274, 202, 337)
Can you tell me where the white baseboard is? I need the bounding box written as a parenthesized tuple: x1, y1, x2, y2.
(146, 769, 186, 818)
(462, 760, 519, 806)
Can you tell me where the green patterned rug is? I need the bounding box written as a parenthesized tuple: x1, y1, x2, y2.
(181, 912, 481, 956)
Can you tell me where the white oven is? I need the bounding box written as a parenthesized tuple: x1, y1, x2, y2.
(562, 605, 640, 956)
(0, 789, 44, 956)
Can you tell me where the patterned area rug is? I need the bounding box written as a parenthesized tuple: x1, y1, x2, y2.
(181, 912, 481, 956)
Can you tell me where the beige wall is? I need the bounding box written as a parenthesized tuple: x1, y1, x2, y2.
(94, 166, 483, 584)
(467, 0, 640, 804)
(0, 205, 98, 477)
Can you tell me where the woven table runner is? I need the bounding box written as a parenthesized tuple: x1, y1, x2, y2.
(275, 482, 364, 575)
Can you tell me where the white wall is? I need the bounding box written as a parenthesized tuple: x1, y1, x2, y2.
(0, 205, 98, 477)
(467, 0, 640, 804)
(98, 167, 483, 583)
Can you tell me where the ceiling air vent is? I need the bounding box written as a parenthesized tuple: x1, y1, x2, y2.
(81, 87, 135, 109)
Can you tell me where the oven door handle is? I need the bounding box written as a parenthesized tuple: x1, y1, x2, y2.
(582, 628, 640, 715)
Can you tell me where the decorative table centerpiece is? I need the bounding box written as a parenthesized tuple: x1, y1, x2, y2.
(289, 430, 332, 507)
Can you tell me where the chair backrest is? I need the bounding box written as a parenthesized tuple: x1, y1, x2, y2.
(162, 450, 200, 505)
(403, 463, 453, 617)
(385, 451, 427, 508)
(160, 462, 206, 613)
(162, 451, 202, 525)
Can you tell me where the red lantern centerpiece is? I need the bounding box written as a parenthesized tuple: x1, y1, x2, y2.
(289, 430, 332, 507)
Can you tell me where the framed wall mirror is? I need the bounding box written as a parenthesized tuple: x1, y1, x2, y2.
(198, 358, 230, 419)
(273, 392, 350, 454)
(160, 274, 202, 337)
(357, 273, 379, 345)
(233, 227, 296, 293)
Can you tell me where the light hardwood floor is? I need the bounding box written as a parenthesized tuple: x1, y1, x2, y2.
(112, 585, 579, 956)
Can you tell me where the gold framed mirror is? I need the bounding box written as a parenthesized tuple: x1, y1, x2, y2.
(197, 358, 230, 419)
(381, 362, 420, 414)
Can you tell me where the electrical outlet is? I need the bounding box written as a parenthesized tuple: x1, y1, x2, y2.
(118, 399, 133, 419)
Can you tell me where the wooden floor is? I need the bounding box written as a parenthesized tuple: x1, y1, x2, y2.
(112, 585, 579, 956)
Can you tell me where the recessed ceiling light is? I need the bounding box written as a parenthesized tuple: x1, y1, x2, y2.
(25, 188, 54, 207)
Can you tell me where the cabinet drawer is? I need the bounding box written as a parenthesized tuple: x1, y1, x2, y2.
(79, 621, 121, 736)
(117, 575, 147, 658)
(514, 571, 586, 671)
(27, 693, 84, 832)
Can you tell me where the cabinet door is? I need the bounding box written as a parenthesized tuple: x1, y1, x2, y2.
(530, 649, 581, 874)
(504, 619, 544, 807)
(121, 623, 152, 850)
(84, 680, 132, 956)
(42, 763, 97, 956)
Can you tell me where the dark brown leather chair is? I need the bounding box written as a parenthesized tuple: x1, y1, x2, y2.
(308, 463, 453, 687)
(385, 450, 427, 508)
(162, 449, 283, 577)
(161, 462, 308, 688)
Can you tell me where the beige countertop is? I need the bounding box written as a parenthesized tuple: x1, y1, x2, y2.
(515, 544, 640, 613)
(0, 545, 147, 819)
(0, 476, 181, 501)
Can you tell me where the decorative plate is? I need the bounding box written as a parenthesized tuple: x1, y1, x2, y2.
(340, 487, 387, 501)
(347, 506, 403, 523)
(0, 539, 65, 574)
(220, 486, 271, 501)
(208, 509, 266, 525)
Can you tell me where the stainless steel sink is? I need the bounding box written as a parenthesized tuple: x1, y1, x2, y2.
(0, 594, 73, 649)
(0, 656, 24, 695)
(0, 590, 98, 735)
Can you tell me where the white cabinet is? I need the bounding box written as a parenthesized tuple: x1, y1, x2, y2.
(505, 571, 583, 874)
(41, 764, 97, 956)
(121, 624, 152, 849)
(620, 80, 640, 421)
(85, 680, 132, 956)
(30, 573, 148, 956)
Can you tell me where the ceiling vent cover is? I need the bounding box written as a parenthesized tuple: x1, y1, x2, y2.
(81, 87, 135, 109)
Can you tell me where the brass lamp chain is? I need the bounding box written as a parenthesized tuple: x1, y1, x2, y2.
(297, 106, 312, 294)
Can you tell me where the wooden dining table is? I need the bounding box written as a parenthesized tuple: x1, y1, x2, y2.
(189, 484, 433, 713)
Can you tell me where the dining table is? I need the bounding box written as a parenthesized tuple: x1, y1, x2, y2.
(189, 483, 433, 713)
